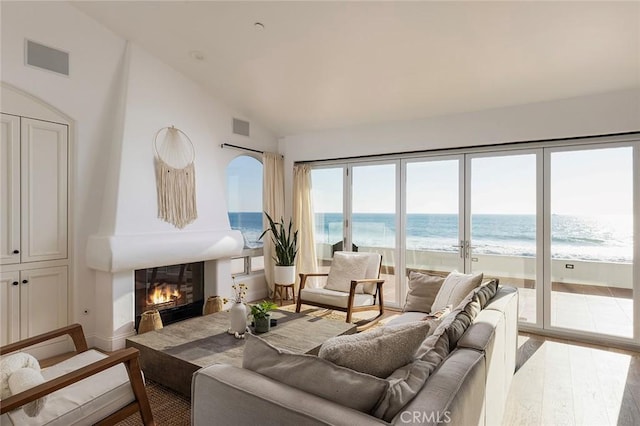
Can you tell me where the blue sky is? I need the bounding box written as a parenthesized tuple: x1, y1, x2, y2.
(310, 146, 633, 217)
(227, 147, 633, 217)
(226, 155, 263, 212)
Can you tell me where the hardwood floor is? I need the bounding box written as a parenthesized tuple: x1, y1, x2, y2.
(503, 332, 640, 426)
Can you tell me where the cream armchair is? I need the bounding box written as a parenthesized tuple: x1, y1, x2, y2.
(296, 251, 385, 323)
(0, 324, 154, 425)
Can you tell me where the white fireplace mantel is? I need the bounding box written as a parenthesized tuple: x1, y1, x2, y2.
(87, 229, 244, 350)
(87, 230, 243, 272)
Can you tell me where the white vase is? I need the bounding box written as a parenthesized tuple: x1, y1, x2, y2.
(229, 302, 247, 334)
(274, 265, 296, 285)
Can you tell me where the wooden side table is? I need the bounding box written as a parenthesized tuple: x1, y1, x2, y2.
(274, 283, 296, 306)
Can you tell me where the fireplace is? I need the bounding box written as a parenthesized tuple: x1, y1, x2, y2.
(134, 262, 205, 331)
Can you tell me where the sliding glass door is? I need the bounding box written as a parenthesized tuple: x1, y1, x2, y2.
(546, 145, 634, 338)
(404, 156, 464, 277)
(350, 162, 400, 305)
(310, 167, 345, 273)
(307, 138, 638, 344)
(467, 151, 540, 324)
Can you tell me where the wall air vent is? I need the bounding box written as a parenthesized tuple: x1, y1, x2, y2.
(25, 40, 69, 76)
(232, 118, 250, 137)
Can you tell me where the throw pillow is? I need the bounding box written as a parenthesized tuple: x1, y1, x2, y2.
(403, 271, 445, 313)
(324, 252, 370, 293)
(0, 352, 47, 417)
(242, 334, 389, 414)
(318, 321, 433, 378)
(445, 279, 499, 351)
(430, 271, 483, 312)
(374, 357, 439, 422)
(474, 279, 499, 308)
(373, 316, 456, 421)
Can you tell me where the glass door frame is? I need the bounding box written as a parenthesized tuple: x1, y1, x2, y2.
(401, 154, 466, 281)
(464, 148, 544, 329)
(305, 135, 639, 348)
(346, 159, 402, 308)
(542, 141, 639, 344)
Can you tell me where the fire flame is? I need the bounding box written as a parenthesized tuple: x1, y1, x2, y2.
(148, 285, 181, 306)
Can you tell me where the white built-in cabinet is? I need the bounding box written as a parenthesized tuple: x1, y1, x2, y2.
(0, 267, 68, 346)
(0, 112, 69, 348)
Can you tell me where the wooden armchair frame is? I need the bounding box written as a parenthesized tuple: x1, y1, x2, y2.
(295, 256, 385, 324)
(0, 324, 155, 426)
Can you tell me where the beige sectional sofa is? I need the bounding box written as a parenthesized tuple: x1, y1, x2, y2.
(191, 285, 518, 425)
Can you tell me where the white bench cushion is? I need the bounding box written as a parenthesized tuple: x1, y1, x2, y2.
(300, 288, 374, 308)
(3, 350, 135, 426)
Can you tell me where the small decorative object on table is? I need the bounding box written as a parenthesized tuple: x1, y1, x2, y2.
(250, 300, 277, 333)
(138, 309, 163, 334)
(203, 295, 224, 315)
(226, 281, 248, 338)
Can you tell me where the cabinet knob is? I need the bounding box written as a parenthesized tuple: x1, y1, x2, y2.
(12, 281, 18, 286)
(12, 250, 19, 254)
(21, 279, 28, 284)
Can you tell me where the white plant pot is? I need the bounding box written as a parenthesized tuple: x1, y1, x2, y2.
(274, 265, 296, 285)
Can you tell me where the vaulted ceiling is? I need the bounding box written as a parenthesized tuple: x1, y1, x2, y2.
(72, 1, 639, 137)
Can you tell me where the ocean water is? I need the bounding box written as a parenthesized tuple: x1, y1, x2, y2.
(229, 212, 633, 263)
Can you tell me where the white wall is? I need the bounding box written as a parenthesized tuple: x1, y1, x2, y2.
(280, 89, 640, 216)
(1, 1, 277, 345)
(109, 43, 278, 235)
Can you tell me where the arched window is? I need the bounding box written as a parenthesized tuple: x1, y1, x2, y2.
(226, 155, 264, 275)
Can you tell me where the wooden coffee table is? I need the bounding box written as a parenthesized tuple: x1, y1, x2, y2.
(126, 309, 357, 397)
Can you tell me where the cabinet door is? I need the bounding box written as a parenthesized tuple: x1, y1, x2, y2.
(0, 114, 21, 265)
(0, 271, 20, 345)
(20, 266, 68, 339)
(20, 118, 68, 262)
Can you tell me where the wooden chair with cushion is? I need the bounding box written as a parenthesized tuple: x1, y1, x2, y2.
(296, 251, 385, 323)
(0, 324, 154, 425)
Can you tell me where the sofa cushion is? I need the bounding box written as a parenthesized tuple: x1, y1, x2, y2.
(403, 271, 445, 313)
(385, 311, 428, 327)
(242, 334, 388, 414)
(5, 350, 135, 426)
(371, 318, 455, 422)
(318, 321, 433, 378)
(394, 349, 486, 426)
(374, 357, 439, 422)
(431, 271, 483, 312)
(324, 252, 370, 293)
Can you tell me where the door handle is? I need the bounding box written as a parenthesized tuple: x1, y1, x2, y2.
(12, 281, 18, 286)
(21, 279, 28, 284)
(12, 250, 19, 254)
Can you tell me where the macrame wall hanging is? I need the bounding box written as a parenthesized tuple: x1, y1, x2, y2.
(154, 126, 197, 229)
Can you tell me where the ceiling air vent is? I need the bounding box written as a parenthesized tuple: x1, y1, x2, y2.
(232, 118, 250, 137)
(25, 40, 69, 76)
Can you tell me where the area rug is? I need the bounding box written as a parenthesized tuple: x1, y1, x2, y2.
(117, 380, 190, 426)
(279, 303, 398, 329)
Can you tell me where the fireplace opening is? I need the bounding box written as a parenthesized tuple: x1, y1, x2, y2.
(134, 262, 204, 331)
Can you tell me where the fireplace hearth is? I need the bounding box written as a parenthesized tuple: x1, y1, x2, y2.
(134, 262, 204, 331)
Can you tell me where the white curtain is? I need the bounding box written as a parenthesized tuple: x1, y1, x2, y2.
(293, 164, 318, 292)
(262, 152, 284, 297)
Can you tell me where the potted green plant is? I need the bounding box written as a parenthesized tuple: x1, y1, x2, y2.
(259, 212, 298, 285)
(250, 300, 277, 333)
